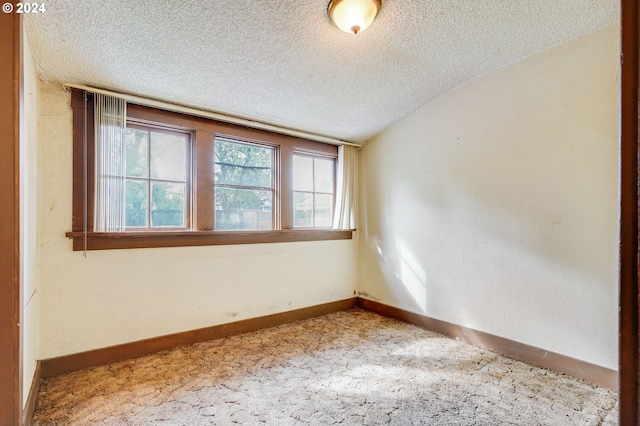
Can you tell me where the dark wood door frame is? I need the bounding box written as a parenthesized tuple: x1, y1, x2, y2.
(620, 0, 640, 424)
(0, 11, 21, 426)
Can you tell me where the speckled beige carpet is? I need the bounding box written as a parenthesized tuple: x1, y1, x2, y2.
(33, 309, 618, 425)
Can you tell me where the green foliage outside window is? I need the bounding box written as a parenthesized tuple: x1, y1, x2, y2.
(215, 139, 274, 230)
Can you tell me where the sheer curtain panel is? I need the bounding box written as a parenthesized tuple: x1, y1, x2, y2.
(332, 145, 358, 230)
(94, 94, 127, 232)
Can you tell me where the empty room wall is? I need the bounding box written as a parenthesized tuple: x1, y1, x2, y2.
(359, 25, 619, 370)
(37, 83, 357, 359)
(21, 21, 40, 407)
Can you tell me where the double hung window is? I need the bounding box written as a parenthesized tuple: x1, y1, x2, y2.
(67, 89, 352, 250)
(214, 138, 275, 231)
(124, 126, 189, 229)
(293, 154, 335, 228)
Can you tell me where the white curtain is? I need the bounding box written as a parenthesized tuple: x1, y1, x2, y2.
(94, 94, 127, 232)
(333, 145, 358, 230)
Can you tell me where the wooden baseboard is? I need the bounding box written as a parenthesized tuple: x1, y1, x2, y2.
(22, 360, 41, 426)
(39, 296, 617, 391)
(358, 298, 617, 389)
(41, 298, 358, 379)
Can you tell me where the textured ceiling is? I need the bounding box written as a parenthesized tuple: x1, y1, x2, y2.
(25, 1, 618, 143)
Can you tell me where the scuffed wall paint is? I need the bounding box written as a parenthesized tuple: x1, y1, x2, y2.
(37, 83, 357, 358)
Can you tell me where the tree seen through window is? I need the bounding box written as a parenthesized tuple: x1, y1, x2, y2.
(214, 138, 274, 230)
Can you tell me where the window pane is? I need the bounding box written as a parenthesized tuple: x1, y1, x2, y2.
(215, 187, 272, 230)
(215, 139, 273, 187)
(151, 182, 186, 227)
(293, 191, 313, 227)
(215, 164, 272, 188)
(150, 132, 188, 181)
(315, 194, 333, 227)
(125, 129, 149, 178)
(125, 180, 148, 227)
(314, 158, 334, 193)
(293, 155, 313, 191)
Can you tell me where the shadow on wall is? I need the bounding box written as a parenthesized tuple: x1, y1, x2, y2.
(361, 237, 429, 315)
(357, 26, 619, 361)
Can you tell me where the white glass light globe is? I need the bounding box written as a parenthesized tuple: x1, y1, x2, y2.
(328, 0, 381, 35)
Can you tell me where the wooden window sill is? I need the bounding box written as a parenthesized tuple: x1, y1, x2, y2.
(65, 229, 354, 251)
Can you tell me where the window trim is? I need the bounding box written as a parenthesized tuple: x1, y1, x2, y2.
(65, 229, 354, 251)
(66, 89, 353, 250)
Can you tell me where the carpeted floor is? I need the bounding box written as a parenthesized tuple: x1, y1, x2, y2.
(33, 309, 618, 425)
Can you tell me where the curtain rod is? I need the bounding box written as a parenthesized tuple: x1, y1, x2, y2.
(63, 83, 361, 148)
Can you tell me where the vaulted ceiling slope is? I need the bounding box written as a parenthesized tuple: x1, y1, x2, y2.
(25, 1, 618, 143)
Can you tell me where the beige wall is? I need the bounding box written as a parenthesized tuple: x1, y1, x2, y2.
(37, 83, 358, 358)
(21, 22, 40, 406)
(359, 25, 620, 370)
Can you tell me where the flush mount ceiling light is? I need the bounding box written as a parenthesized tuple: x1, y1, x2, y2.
(328, 0, 381, 35)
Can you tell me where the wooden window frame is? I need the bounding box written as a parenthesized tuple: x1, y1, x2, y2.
(66, 89, 353, 250)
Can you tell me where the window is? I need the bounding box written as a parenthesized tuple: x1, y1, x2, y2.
(66, 89, 353, 250)
(125, 125, 190, 229)
(214, 138, 275, 231)
(293, 154, 334, 228)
